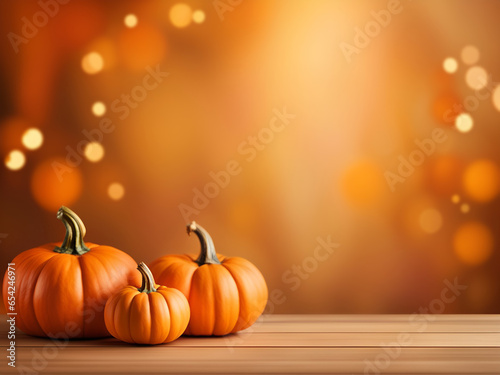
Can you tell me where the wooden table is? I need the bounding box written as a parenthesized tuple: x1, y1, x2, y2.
(1, 314, 499, 374)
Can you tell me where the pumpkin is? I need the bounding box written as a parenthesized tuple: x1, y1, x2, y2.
(1, 206, 141, 338)
(104, 262, 190, 344)
(149, 222, 268, 336)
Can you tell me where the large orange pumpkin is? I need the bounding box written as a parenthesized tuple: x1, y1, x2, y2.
(2, 206, 141, 338)
(104, 262, 190, 344)
(149, 222, 268, 336)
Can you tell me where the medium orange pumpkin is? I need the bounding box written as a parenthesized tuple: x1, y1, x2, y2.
(2, 206, 141, 338)
(104, 262, 190, 344)
(149, 222, 268, 336)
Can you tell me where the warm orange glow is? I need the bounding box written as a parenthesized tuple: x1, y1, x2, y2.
(403, 198, 436, 238)
(463, 159, 500, 202)
(453, 221, 493, 265)
(169, 3, 192, 28)
(1, 0, 499, 315)
(108, 182, 125, 200)
(53, 1, 105, 48)
(5, 150, 26, 171)
(0, 117, 29, 154)
(84, 142, 105, 162)
(81, 52, 104, 74)
(426, 156, 463, 195)
(87, 37, 117, 70)
(31, 158, 83, 212)
(341, 161, 385, 207)
(229, 200, 258, 231)
(461, 45, 480, 65)
(432, 93, 461, 125)
(119, 25, 166, 70)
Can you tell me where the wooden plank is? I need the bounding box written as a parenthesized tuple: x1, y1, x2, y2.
(3, 331, 500, 348)
(251, 321, 500, 333)
(1, 315, 499, 374)
(250, 314, 500, 333)
(2, 314, 499, 338)
(4, 347, 500, 374)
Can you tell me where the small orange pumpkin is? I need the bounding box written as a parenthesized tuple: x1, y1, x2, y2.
(149, 222, 268, 336)
(104, 262, 190, 344)
(2, 206, 141, 338)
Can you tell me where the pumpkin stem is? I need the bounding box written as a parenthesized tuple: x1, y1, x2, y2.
(54, 206, 91, 255)
(138, 262, 157, 293)
(188, 221, 221, 266)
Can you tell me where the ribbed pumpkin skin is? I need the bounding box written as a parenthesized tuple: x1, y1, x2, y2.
(2, 242, 141, 338)
(104, 284, 190, 344)
(149, 253, 268, 336)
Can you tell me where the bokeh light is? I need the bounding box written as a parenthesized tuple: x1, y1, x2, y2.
(31, 158, 83, 212)
(460, 203, 470, 213)
(92, 101, 106, 117)
(442, 57, 458, 73)
(418, 208, 442, 234)
(192, 10, 206, 24)
(81, 52, 104, 74)
(124, 13, 138, 28)
(169, 3, 192, 28)
(84, 142, 105, 162)
(5, 150, 25, 171)
(455, 113, 474, 133)
(463, 159, 500, 202)
(453, 221, 493, 266)
(465, 66, 488, 90)
(461, 45, 480, 65)
(108, 182, 125, 200)
(451, 194, 460, 203)
(21, 128, 44, 150)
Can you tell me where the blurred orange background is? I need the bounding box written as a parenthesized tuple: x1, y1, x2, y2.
(1, 0, 499, 314)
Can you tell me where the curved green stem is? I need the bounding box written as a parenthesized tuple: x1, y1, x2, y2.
(54, 206, 91, 255)
(138, 262, 157, 293)
(187, 222, 221, 266)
